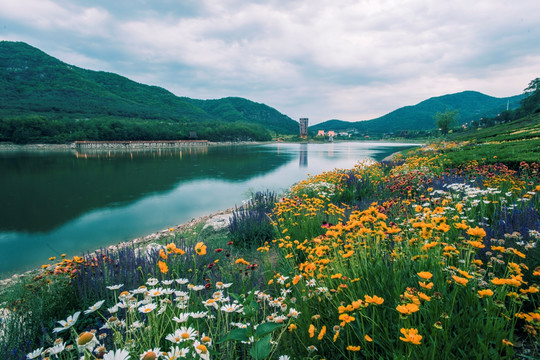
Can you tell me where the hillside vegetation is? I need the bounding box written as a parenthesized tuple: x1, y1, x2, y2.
(311, 91, 524, 136)
(0, 41, 298, 143)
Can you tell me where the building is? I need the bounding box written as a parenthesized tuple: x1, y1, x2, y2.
(299, 118, 309, 138)
(327, 130, 336, 137)
(317, 130, 325, 136)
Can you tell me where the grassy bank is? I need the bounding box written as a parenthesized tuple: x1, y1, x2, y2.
(1, 139, 539, 360)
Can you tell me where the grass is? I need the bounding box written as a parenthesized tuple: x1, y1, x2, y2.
(0, 138, 539, 360)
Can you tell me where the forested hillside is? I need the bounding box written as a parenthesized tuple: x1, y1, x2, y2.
(0, 41, 298, 143)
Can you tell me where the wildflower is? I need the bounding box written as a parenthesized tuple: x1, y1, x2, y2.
(396, 303, 419, 315)
(195, 242, 207, 255)
(307, 345, 318, 353)
(84, 300, 106, 314)
(221, 303, 243, 313)
(106, 284, 124, 290)
(452, 275, 469, 286)
(309, 324, 316, 338)
(159, 249, 168, 260)
(364, 294, 384, 305)
(419, 281, 434, 289)
(433, 321, 443, 330)
(146, 278, 159, 286)
(365, 334, 373, 342)
(139, 348, 161, 360)
(26, 348, 44, 359)
(194, 341, 210, 360)
(306, 278, 317, 287)
(318, 326, 327, 340)
(52, 311, 81, 333)
(347, 345, 361, 351)
(158, 261, 168, 274)
(172, 313, 190, 323)
(417, 271, 433, 280)
(467, 226, 486, 239)
(103, 349, 131, 360)
(175, 278, 189, 285)
(502, 339, 513, 347)
(477, 289, 494, 298)
(278, 356, 291, 360)
(77, 331, 99, 352)
(215, 281, 232, 289)
(288, 324, 297, 332)
(289, 308, 301, 318)
(333, 330, 340, 342)
(138, 304, 157, 314)
(399, 328, 422, 345)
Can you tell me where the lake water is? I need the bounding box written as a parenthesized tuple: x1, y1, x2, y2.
(0, 141, 417, 276)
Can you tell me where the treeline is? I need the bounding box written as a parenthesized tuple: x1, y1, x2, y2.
(0, 116, 273, 144)
(471, 77, 540, 128)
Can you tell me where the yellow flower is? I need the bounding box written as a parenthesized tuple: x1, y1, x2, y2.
(194, 242, 207, 255)
(333, 331, 339, 342)
(365, 334, 373, 342)
(331, 273, 343, 279)
(342, 250, 354, 258)
(399, 328, 422, 345)
(417, 271, 433, 280)
(347, 345, 361, 351)
(317, 326, 326, 340)
(288, 324, 297, 332)
(158, 260, 168, 274)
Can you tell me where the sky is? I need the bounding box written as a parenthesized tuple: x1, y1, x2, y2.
(1, 0, 539, 125)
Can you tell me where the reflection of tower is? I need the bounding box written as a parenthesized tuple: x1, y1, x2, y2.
(299, 143, 308, 168)
(299, 117, 309, 138)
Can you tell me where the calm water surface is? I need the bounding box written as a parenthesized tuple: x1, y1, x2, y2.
(0, 142, 417, 276)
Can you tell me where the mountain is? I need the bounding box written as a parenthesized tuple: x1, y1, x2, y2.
(311, 91, 525, 134)
(0, 41, 299, 142)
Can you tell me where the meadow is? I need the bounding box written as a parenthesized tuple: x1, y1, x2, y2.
(1, 140, 539, 360)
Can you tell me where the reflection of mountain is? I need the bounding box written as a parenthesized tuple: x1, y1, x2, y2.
(0, 146, 292, 232)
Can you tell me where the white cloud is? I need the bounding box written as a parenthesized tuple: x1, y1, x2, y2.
(1, 0, 539, 124)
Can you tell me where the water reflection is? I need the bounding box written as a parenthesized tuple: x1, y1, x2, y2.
(0, 142, 418, 276)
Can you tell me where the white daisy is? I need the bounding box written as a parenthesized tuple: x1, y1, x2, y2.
(172, 313, 190, 323)
(52, 311, 81, 333)
(84, 300, 106, 314)
(138, 303, 157, 314)
(106, 284, 124, 290)
(103, 349, 131, 360)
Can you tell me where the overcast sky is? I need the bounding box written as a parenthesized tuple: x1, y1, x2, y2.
(1, 0, 539, 124)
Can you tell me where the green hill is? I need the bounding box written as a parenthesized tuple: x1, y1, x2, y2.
(311, 91, 525, 134)
(0, 41, 299, 143)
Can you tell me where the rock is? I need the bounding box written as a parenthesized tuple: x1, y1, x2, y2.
(202, 214, 232, 231)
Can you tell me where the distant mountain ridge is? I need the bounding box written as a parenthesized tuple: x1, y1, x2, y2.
(0, 41, 299, 136)
(311, 91, 525, 134)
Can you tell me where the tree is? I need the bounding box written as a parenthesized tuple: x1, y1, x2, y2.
(520, 77, 540, 114)
(434, 109, 458, 134)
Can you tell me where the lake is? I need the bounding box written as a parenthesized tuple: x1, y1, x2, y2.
(0, 141, 417, 276)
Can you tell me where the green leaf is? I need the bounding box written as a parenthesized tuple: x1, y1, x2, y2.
(216, 328, 250, 344)
(255, 322, 284, 337)
(250, 334, 272, 360)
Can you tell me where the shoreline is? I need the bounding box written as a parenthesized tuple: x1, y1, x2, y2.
(0, 207, 234, 285)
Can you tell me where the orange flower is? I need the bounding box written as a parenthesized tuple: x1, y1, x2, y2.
(399, 328, 422, 345)
(309, 324, 315, 338)
(417, 271, 433, 280)
(347, 345, 361, 351)
(364, 294, 384, 305)
(159, 249, 168, 260)
(317, 326, 326, 340)
(452, 275, 469, 286)
(477, 289, 494, 298)
(419, 281, 434, 289)
(502, 339, 513, 347)
(467, 226, 486, 238)
(364, 334, 373, 342)
(158, 260, 168, 274)
(194, 242, 207, 255)
(396, 303, 420, 315)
